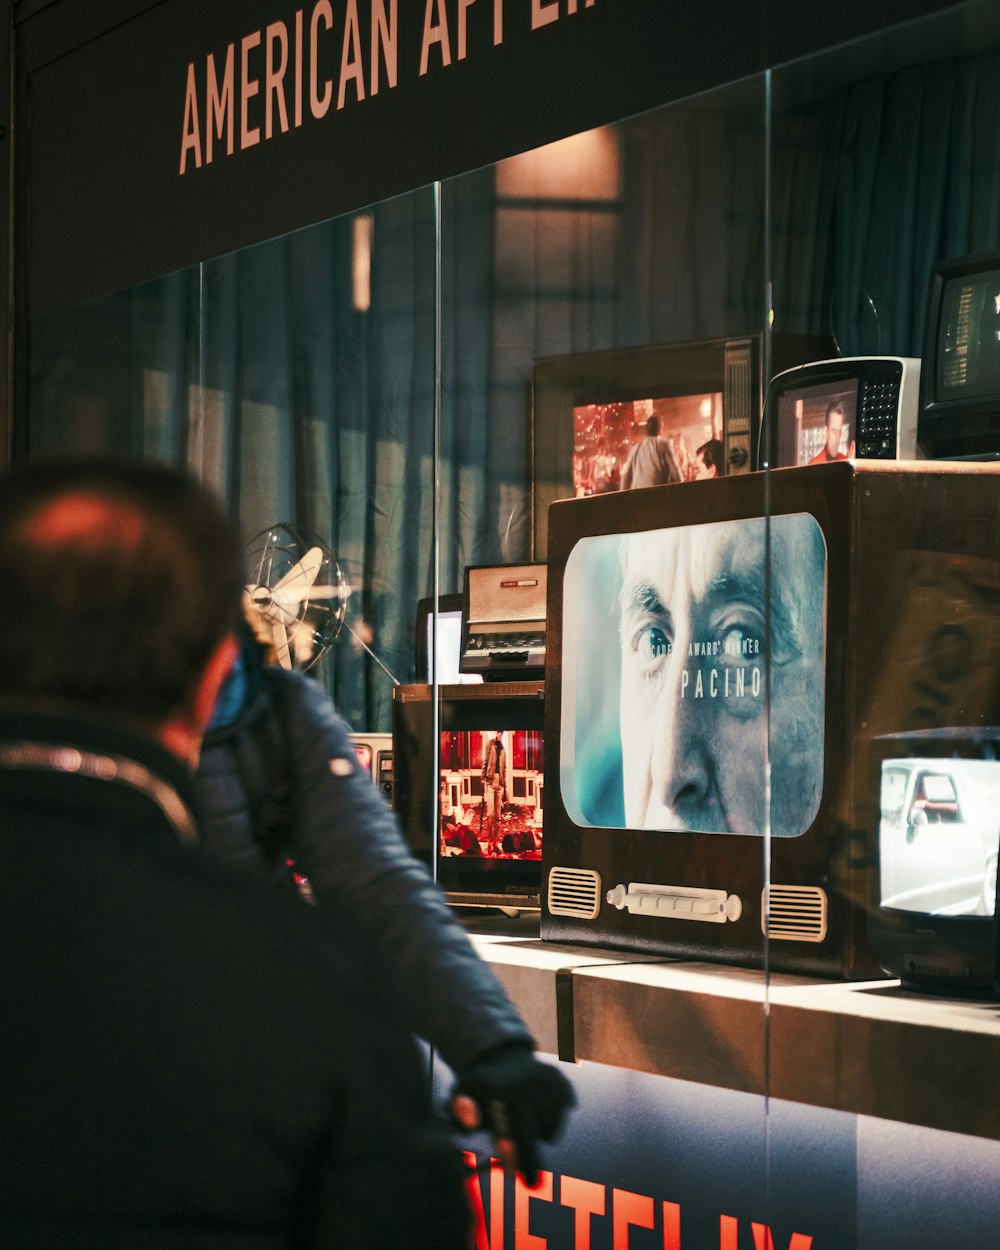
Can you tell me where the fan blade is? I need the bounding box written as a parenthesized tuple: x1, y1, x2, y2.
(271, 546, 324, 603)
(271, 618, 293, 670)
(294, 584, 345, 599)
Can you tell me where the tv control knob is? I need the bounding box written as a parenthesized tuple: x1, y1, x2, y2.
(728, 446, 749, 468)
(606, 884, 628, 910)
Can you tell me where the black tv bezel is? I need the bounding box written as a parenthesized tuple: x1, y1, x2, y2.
(863, 728, 1000, 996)
(918, 248, 1000, 461)
(391, 681, 545, 909)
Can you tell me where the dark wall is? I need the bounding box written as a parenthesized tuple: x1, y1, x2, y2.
(15, 0, 967, 319)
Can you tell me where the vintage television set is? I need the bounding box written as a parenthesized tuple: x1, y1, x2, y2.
(540, 458, 1000, 978)
(459, 564, 547, 681)
(918, 248, 1000, 460)
(414, 592, 482, 684)
(760, 356, 921, 468)
(862, 729, 1000, 995)
(531, 333, 832, 559)
(349, 733, 394, 802)
(392, 681, 545, 909)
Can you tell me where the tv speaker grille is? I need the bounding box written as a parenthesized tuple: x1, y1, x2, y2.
(762, 884, 828, 942)
(467, 564, 546, 623)
(547, 867, 601, 920)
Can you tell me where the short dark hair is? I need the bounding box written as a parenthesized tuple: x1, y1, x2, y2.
(646, 416, 660, 436)
(825, 400, 846, 425)
(697, 438, 725, 474)
(0, 458, 244, 724)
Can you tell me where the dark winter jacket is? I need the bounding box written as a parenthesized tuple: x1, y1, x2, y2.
(0, 700, 472, 1250)
(196, 649, 534, 1073)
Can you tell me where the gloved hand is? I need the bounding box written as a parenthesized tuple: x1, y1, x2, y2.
(451, 1043, 576, 1185)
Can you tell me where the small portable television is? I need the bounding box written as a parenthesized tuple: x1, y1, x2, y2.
(531, 332, 831, 558)
(459, 564, 547, 682)
(760, 356, 921, 468)
(918, 248, 1000, 460)
(349, 732, 393, 802)
(392, 681, 545, 910)
(540, 458, 1000, 978)
(864, 729, 1000, 995)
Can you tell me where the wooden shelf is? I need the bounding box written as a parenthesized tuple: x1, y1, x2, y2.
(471, 932, 1000, 1142)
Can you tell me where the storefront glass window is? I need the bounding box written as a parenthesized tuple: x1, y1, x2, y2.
(20, 0, 1000, 1239)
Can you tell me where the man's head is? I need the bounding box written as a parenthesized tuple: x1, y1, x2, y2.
(618, 515, 826, 837)
(646, 416, 660, 437)
(695, 439, 725, 479)
(0, 458, 244, 751)
(824, 402, 846, 458)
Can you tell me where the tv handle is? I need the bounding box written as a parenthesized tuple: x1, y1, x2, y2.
(606, 881, 743, 924)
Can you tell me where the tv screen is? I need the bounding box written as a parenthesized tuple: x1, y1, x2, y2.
(934, 261, 1000, 403)
(392, 682, 545, 908)
(572, 393, 723, 495)
(562, 513, 826, 838)
(865, 730, 1000, 994)
(774, 380, 857, 466)
(439, 728, 543, 861)
(413, 593, 482, 685)
(919, 250, 1000, 459)
(762, 357, 920, 468)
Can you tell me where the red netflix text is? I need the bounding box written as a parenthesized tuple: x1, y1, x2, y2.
(464, 1153, 815, 1250)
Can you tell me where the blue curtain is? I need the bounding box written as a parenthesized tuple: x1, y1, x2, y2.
(773, 46, 1000, 356)
(45, 49, 1000, 728)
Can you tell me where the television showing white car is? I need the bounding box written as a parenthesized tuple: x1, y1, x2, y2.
(879, 758, 1000, 917)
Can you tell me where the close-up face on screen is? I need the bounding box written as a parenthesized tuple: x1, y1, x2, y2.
(879, 758, 1000, 918)
(777, 381, 858, 466)
(562, 514, 827, 837)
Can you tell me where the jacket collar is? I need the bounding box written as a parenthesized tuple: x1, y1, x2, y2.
(0, 699, 201, 844)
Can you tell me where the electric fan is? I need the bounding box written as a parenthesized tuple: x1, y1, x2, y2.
(243, 524, 348, 671)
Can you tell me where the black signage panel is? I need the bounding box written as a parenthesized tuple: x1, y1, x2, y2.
(22, 0, 966, 317)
